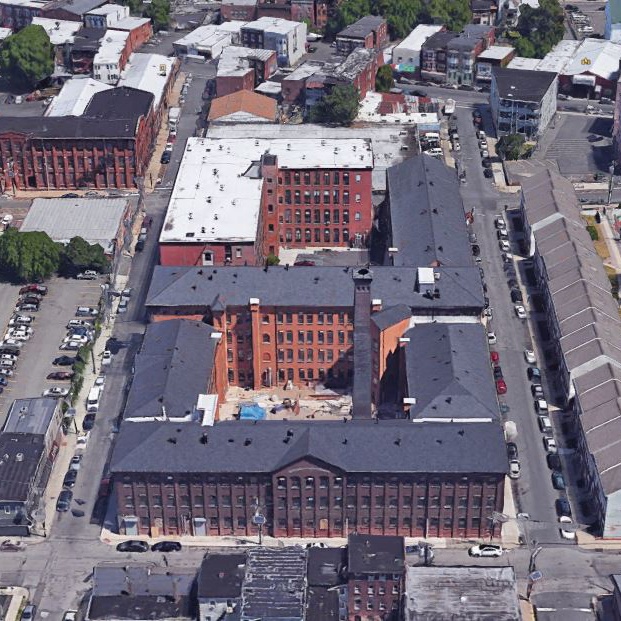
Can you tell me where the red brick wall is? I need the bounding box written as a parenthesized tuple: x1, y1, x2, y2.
(221, 2, 258, 20)
(352, 51, 382, 99)
(371, 314, 410, 405)
(216, 71, 255, 97)
(276, 168, 373, 249)
(348, 575, 402, 621)
(113, 20, 153, 54)
(159, 242, 258, 267)
(115, 466, 505, 539)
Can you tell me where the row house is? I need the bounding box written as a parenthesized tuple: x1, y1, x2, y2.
(216, 46, 277, 96)
(84, 3, 153, 52)
(336, 15, 387, 56)
(240, 16, 307, 66)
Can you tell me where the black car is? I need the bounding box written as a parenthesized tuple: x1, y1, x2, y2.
(0, 377, 7, 387)
(493, 366, 503, 380)
(63, 470, 78, 488)
(160, 151, 171, 164)
(82, 413, 96, 431)
(471, 244, 481, 256)
(411, 89, 427, 97)
(507, 442, 518, 460)
(135, 239, 145, 252)
(61, 193, 79, 198)
(53, 356, 77, 366)
(0, 346, 20, 356)
(151, 541, 182, 552)
(552, 471, 566, 490)
(547, 453, 562, 470)
(527, 366, 542, 381)
(555, 497, 572, 518)
(507, 278, 518, 288)
(56, 489, 73, 512)
(116, 540, 149, 553)
(484, 168, 494, 178)
(481, 158, 492, 168)
(510, 288, 523, 303)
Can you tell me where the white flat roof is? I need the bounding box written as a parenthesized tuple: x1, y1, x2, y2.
(119, 53, 175, 108)
(477, 45, 515, 61)
(393, 25, 443, 53)
(22, 198, 129, 253)
(31, 17, 81, 45)
(45, 76, 113, 116)
(243, 16, 300, 35)
(536, 39, 580, 73)
(507, 56, 541, 70)
(160, 137, 373, 244)
(114, 15, 151, 30)
(94, 29, 129, 64)
(88, 3, 124, 15)
(0, 27, 12, 41)
(174, 24, 242, 49)
(1, 0, 48, 8)
(217, 45, 274, 77)
(255, 80, 281, 94)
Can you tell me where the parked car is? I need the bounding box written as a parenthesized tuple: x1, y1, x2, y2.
(76, 270, 98, 280)
(0, 368, 14, 377)
(544, 436, 558, 453)
(509, 459, 521, 479)
(0, 346, 21, 356)
(17, 303, 39, 312)
(514, 304, 527, 319)
(95, 374, 106, 386)
(559, 516, 576, 540)
(487, 332, 497, 345)
(534, 398, 549, 413)
(116, 540, 149, 553)
(82, 413, 96, 431)
(53, 355, 76, 366)
(117, 299, 128, 314)
(62, 612, 78, 621)
(42, 386, 70, 398)
(63, 469, 78, 488)
(135, 238, 145, 252)
(76, 432, 90, 448)
(0, 539, 27, 551)
(552, 471, 566, 490)
(19, 284, 47, 295)
(63, 334, 89, 345)
(547, 453, 562, 470)
(555, 497, 572, 517)
(493, 366, 503, 380)
(76, 306, 98, 317)
(9, 315, 34, 326)
(468, 544, 503, 558)
(161, 151, 171, 164)
(528, 367, 542, 381)
(507, 442, 518, 460)
(510, 288, 523, 303)
(538, 415, 553, 432)
(490, 351, 500, 365)
(102, 350, 113, 365)
(60, 342, 81, 351)
(499, 240, 511, 252)
(67, 319, 93, 328)
(56, 490, 73, 511)
(69, 454, 82, 471)
(151, 541, 182, 552)
(21, 605, 37, 620)
(494, 215, 506, 229)
(524, 349, 536, 364)
(496, 379, 507, 395)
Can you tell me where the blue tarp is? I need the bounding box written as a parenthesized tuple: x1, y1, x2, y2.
(239, 404, 266, 420)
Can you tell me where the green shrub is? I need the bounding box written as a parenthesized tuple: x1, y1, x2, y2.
(586, 225, 599, 241)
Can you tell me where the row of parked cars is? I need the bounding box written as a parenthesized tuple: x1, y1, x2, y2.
(0, 284, 49, 389)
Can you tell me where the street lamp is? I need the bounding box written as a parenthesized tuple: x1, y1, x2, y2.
(608, 163, 615, 205)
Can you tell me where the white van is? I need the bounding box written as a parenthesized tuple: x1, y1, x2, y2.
(87, 386, 102, 412)
(426, 148, 444, 158)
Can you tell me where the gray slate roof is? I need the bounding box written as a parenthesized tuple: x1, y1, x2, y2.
(493, 67, 557, 102)
(124, 320, 218, 421)
(146, 266, 484, 315)
(386, 155, 473, 268)
(338, 15, 385, 39)
(110, 419, 508, 475)
(198, 553, 246, 599)
(403, 323, 499, 420)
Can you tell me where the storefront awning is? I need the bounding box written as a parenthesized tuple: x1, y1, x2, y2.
(572, 74, 596, 86)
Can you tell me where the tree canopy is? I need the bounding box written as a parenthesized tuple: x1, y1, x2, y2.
(328, 0, 471, 39)
(513, 0, 564, 57)
(0, 229, 60, 282)
(60, 236, 108, 276)
(496, 134, 526, 160)
(0, 25, 54, 89)
(145, 0, 170, 31)
(309, 84, 360, 125)
(375, 64, 394, 92)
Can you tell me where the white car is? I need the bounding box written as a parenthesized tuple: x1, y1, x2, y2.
(544, 436, 558, 454)
(95, 374, 106, 386)
(499, 240, 511, 252)
(0, 353, 18, 362)
(43, 386, 70, 398)
(509, 459, 521, 479)
(524, 349, 536, 364)
(9, 315, 34, 326)
(559, 516, 576, 541)
(69, 455, 82, 471)
(63, 334, 89, 344)
(497, 227, 508, 237)
(468, 544, 503, 558)
(487, 332, 497, 345)
(514, 305, 527, 319)
(62, 612, 78, 621)
(60, 342, 81, 351)
(1, 339, 23, 348)
(535, 398, 549, 413)
(77, 432, 90, 448)
(5, 331, 29, 342)
(102, 350, 113, 365)
(67, 319, 93, 328)
(494, 216, 506, 229)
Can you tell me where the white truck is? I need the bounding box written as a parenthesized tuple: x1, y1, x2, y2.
(443, 98, 456, 115)
(168, 107, 181, 131)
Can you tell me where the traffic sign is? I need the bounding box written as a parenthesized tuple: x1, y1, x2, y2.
(252, 513, 265, 526)
(529, 570, 543, 582)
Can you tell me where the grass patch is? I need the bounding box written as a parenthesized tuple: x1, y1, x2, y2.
(586, 224, 599, 241)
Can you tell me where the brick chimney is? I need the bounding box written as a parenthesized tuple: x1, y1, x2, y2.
(352, 267, 373, 419)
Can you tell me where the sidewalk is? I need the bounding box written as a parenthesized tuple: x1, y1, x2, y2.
(0, 586, 29, 621)
(600, 215, 621, 273)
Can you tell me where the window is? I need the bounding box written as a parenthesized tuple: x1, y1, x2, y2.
(294, 190, 301, 204)
(306, 331, 313, 344)
(294, 172, 300, 184)
(298, 330, 305, 344)
(304, 209, 311, 223)
(318, 331, 324, 344)
(314, 209, 321, 224)
(314, 229, 321, 242)
(343, 190, 350, 205)
(306, 477, 314, 488)
(343, 172, 349, 185)
(323, 190, 330, 204)
(304, 191, 311, 204)
(355, 174, 361, 182)
(355, 193, 361, 203)
(333, 189, 339, 204)
(334, 229, 340, 243)
(343, 229, 349, 242)
(305, 229, 311, 242)
(314, 190, 320, 204)
(304, 172, 310, 184)
(343, 209, 350, 224)
(294, 209, 301, 223)
(323, 172, 330, 184)
(295, 229, 302, 241)
(284, 209, 292, 223)
(298, 350, 305, 362)
(355, 211, 361, 221)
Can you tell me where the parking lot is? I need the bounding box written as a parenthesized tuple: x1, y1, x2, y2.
(540, 113, 614, 176)
(0, 276, 103, 425)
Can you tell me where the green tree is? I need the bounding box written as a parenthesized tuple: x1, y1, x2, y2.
(375, 64, 394, 92)
(310, 84, 360, 125)
(326, 0, 372, 37)
(374, 0, 422, 38)
(496, 134, 526, 160)
(120, 0, 143, 13)
(265, 253, 280, 266)
(0, 229, 60, 282)
(60, 236, 108, 275)
(0, 25, 54, 89)
(145, 0, 170, 31)
(513, 36, 536, 58)
(421, 0, 471, 32)
(514, 0, 564, 57)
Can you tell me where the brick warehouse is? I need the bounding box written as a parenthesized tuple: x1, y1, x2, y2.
(158, 137, 374, 267)
(0, 86, 159, 192)
(110, 419, 507, 539)
(145, 264, 484, 391)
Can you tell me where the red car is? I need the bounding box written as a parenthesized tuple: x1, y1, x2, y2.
(496, 379, 507, 395)
(490, 351, 500, 365)
(19, 284, 47, 295)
